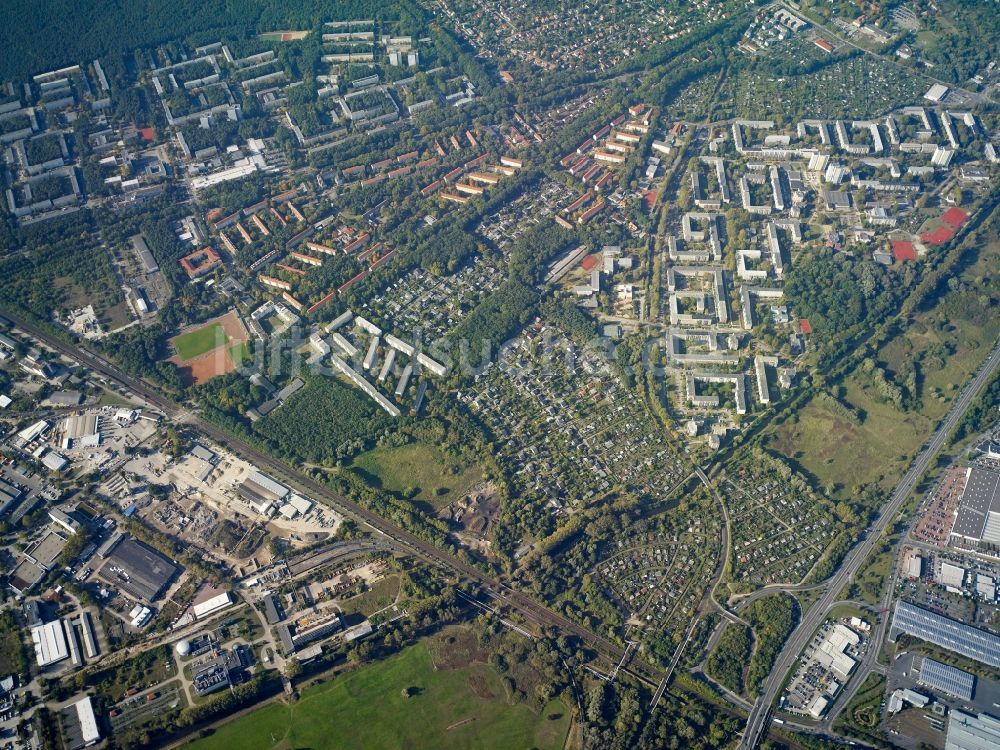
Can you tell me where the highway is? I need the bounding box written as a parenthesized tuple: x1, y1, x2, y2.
(3, 311, 663, 686)
(739, 337, 1000, 749)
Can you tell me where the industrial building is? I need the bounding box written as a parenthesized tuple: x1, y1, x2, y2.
(192, 648, 244, 696)
(951, 467, 1000, 547)
(31, 620, 69, 667)
(238, 470, 290, 515)
(277, 611, 344, 654)
(97, 536, 179, 602)
(262, 593, 283, 624)
(945, 711, 1000, 750)
(812, 623, 859, 681)
(915, 656, 975, 701)
(891, 601, 1000, 668)
(191, 588, 234, 619)
(59, 695, 100, 749)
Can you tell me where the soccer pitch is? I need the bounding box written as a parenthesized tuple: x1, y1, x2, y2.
(172, 323, 229, 361)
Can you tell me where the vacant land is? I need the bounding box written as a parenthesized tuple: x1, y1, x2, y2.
(766, 388, 924, 497)
(771, 230, 1000, 498)
(705, 623, 751, 695)
(184, 636, 570, 750)
(879, 236, 1000, 420)
(0, 612, 27, 676)
(352, 442, 483, 510)
(338, 574, 401, 618)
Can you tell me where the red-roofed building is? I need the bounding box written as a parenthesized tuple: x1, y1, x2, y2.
(891, 240, 916, 262)
(799, 319, 813, 334)
(139, 127, 155, 142)
(814, 38, 834, 53)
(941, 207, 969, 228)
(180, 247, 222, 279)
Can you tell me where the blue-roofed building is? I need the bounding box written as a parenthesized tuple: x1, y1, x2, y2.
(891, 601, 1000, 669)
(916, 656, 975, 700)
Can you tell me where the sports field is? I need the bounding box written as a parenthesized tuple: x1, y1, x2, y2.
(174, 323, 228, 360)
(184, 637, 569, 750)
(169, 311, 250, 385)
(258, 30, 310, 42)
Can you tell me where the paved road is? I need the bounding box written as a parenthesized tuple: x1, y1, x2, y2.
(4, 311, 662, 687)
(739, 337, 1000, 749)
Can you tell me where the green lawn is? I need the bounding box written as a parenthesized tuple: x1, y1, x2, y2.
(229, 341, 251, 365)
(173, 323, 229, 360)
(338, 574, 401, 618)
(352, 442, 483, 510)
(184, 640, 570, 750)
(766, 381, 928, 497)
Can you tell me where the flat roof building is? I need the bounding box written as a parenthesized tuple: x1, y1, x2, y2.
(916, 656, 975, 700)
(892, 601, 1000, 668)
(192, 588, 234, 619)
(60, 695, 100, 749)
(98, 536, 179, 602)
(925, 83, 949, 103)
(945, 711, 1000, 750)
(951, 468, 1000, 545)
(130, 234, 159, 274)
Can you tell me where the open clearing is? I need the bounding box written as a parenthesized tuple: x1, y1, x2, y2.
(183, 635, 570, 750)
(337, 573, 401, 619)
(766, 387, 925, 497)
(352, 442, 483, 510)
(768, 234, 1000, 497)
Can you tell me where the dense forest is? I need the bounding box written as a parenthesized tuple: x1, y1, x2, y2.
(0, 0, 425, 81)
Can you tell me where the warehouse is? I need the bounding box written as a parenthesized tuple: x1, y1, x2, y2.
(192, 588, 234, 619)
(239, 471, 289, 505)
(945, 711, 1000, 750)
(31, 620, 69, 667)
(891, 601, 1000, 668)
(60, 695, 100, 749)
(98, 536, 179, 602)
(915, 656, 975, 700)
(951, 467, 1000, 547)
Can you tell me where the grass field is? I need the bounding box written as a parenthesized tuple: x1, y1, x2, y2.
(766, 388, 926, 497)
(773, 234, 1000, 498)
(229, 341, 251, 365)
(173, 323, 229, 360)
(338, 574, 401, 618)
(184, 637, 570, 750)
(352, 442, 483, 510)
(833, 672, 885, 742)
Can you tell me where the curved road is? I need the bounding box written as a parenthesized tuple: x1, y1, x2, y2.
(739, 337, 1000, 749)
